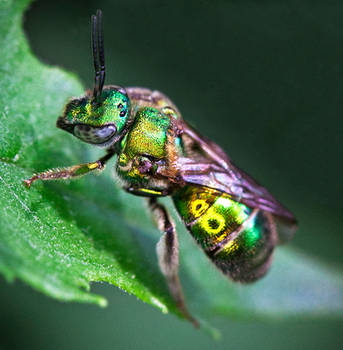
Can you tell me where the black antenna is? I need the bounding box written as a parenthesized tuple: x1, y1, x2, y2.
(91, 9, 105, 102)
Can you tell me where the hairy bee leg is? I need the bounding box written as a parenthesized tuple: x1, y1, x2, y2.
(24, 151, 115, 188)
(148, 198, 199, 328)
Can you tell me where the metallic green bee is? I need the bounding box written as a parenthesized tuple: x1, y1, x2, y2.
(24, 10, 297, 326)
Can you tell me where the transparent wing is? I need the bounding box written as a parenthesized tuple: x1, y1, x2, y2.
(173, 121, 297, 241)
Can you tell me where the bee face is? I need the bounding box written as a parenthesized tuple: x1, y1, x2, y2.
(57, 86, 131, 147)
(73, 123, 117, 145)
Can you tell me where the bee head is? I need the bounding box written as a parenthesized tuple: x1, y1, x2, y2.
(56, 10, 131, 147)
(57, 86, 131, 147)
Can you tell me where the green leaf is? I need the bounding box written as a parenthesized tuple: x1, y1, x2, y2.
(0, 0, 173, 314)
(0, 0, 342, 335)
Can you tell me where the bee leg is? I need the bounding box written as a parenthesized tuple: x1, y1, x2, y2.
(148, 198, 199, 328)
(23, 150, 115, 188)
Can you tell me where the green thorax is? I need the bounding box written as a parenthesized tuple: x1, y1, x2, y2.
(122, 107, 171, 159)
(116, 106, 176, 189)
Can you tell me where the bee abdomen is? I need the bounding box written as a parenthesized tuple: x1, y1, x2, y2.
(172, 185, 277, 282)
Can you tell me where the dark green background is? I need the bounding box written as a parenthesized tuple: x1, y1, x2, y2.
(1, 0, 342, 349)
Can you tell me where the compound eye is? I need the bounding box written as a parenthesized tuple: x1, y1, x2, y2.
(74, 124, 117, 144)
(116, 103, 127, 117)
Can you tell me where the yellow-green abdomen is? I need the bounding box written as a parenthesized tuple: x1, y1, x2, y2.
(172, 185, 276, 282)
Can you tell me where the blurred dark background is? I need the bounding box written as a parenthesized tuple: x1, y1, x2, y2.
(1, 0, 343, 349)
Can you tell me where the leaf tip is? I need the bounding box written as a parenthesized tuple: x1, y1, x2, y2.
(98, 297, 108, 308)
(150, 296, 168, 314)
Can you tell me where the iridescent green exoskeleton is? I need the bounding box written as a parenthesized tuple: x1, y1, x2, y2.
(24, 10, 297, 327)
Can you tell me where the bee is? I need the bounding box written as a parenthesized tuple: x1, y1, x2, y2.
(24, 10, 297, 327)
